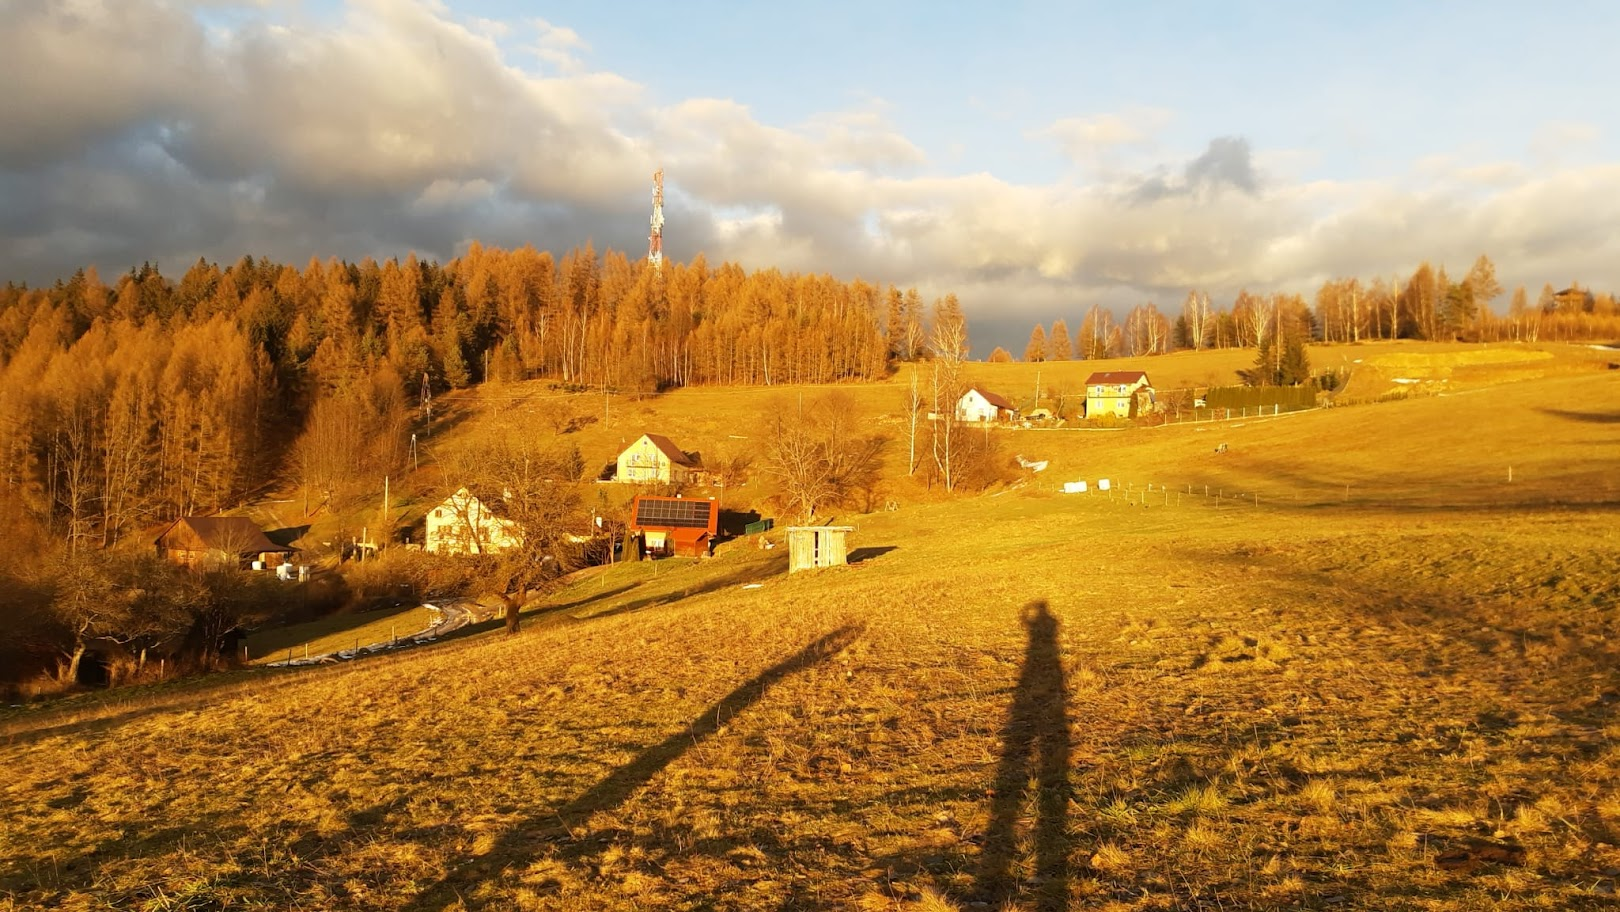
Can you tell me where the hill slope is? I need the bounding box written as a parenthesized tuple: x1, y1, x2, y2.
(3, 359, 1618, 911)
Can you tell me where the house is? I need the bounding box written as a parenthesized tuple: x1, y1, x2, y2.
(154, 516, 296, 570)
(1084, 370, 1154, 419)
(616, 433, 700, 485)
(1552, 286, 1594, 313)
(957, 387, 1020, 423)
(629, 495, 718, 558)
(424, 488, 523, 555)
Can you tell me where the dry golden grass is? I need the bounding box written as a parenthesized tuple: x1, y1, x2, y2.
(244, 604, 439, 663)
(3, 343, 1618, 910)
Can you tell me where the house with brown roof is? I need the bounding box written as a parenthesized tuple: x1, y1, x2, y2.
(616, 433, 700, 485)
(957, 387, 1020, 423)
(1084, 370, 1154, 419)
(154, 516, 296, 570)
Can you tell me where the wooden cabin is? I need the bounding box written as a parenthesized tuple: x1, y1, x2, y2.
(154, 516, 295, 570)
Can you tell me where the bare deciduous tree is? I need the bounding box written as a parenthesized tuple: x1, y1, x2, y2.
(760, 392, 885, 522)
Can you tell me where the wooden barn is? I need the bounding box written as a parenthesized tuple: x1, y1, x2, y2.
(787, 526, 853, 572)
(629, 495, 718, 558)
(154, 516, 295, 570)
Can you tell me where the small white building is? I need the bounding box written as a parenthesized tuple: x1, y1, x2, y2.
(1084, 371, 1154, 419)
(957, 387, 1019, 423)
(616, 433, 700, 485)
(424, 488, 522, 555)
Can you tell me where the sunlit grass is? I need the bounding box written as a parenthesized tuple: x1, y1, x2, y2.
(2, 346, 1618, 910)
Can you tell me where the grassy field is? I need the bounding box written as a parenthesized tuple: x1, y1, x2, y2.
(2, 343, 1617, 910)
(243, 604, 441, 664)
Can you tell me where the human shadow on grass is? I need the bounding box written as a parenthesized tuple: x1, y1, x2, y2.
(971, 599, 1074, 911)
(402, 623, 862, 912)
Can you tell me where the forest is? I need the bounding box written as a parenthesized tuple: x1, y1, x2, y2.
(0, 245, 925, 551)
(1004, 255, 1620, 362)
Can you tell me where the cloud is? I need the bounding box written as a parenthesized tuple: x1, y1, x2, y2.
(0, 0, 1616, 358)
(1129, 136, 1259, 203)
(1037, 108, 1172, 163)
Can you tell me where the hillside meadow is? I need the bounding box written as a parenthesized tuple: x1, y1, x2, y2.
(2, 343, 1618, 910)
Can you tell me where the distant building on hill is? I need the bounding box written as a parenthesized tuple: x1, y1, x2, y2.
(424, 488, 522, 555)
(616, 433, 700, 485)
(628, 495, 718, 558)
(957, 387, 1020, 423)
(154, 516, 295, 570)
(1085, 370, 1154, 418)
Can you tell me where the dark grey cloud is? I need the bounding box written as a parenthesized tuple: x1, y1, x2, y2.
(1129, 136, 1260, 204)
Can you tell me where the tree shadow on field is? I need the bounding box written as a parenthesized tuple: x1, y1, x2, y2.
(972, 599, 1074, 911)
(848, 545, 898, 564)
(1538, 406, 1620, 424)
(402, 623, 862, 912)
(572, 553, 790, 621)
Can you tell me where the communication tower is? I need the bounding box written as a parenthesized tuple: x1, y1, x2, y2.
(648, 168, 664, 270)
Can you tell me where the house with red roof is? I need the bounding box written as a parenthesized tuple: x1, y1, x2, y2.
(616, 433, 700, 485)
(1084, 370, 1154, 418)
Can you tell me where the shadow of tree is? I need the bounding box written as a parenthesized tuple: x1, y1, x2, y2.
(973, 599, 1073, 910)
(847, 545, 898, 564)
(1538, 406, 1620, 424)
(570, 553, 789, 621)
(402, 623, 862, 911)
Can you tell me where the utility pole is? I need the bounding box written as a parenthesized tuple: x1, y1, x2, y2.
(382, 475, 389, 548)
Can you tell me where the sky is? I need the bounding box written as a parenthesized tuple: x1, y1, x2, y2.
(3, 0, 1618, 353)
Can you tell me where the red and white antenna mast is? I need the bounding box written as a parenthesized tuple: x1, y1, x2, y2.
(648, 168, 664, 270)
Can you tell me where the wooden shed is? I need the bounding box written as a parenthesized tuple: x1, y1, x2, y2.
(786, 526, 854, 573)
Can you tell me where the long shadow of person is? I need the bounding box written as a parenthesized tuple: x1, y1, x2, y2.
(973, 599, 1073, 910)
(403, 624, 862, 911)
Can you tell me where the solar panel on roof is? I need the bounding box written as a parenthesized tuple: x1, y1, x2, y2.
(634, 497, 712, 529)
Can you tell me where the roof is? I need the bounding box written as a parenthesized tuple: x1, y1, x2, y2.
(440, 487, 511, 519)
(1085, 371, 1151, 386)
(630, 495, 718, 533)
(640, 433, 696, 468)
(965, 387, 1017, 411)
(156, 516, 293, 554)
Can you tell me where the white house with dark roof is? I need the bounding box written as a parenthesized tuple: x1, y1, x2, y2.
(956, 387, 1020, 423)
(616, 433, 700, 484)
(425, 488, 522, 555)
(1084, 370, 1154, 418)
